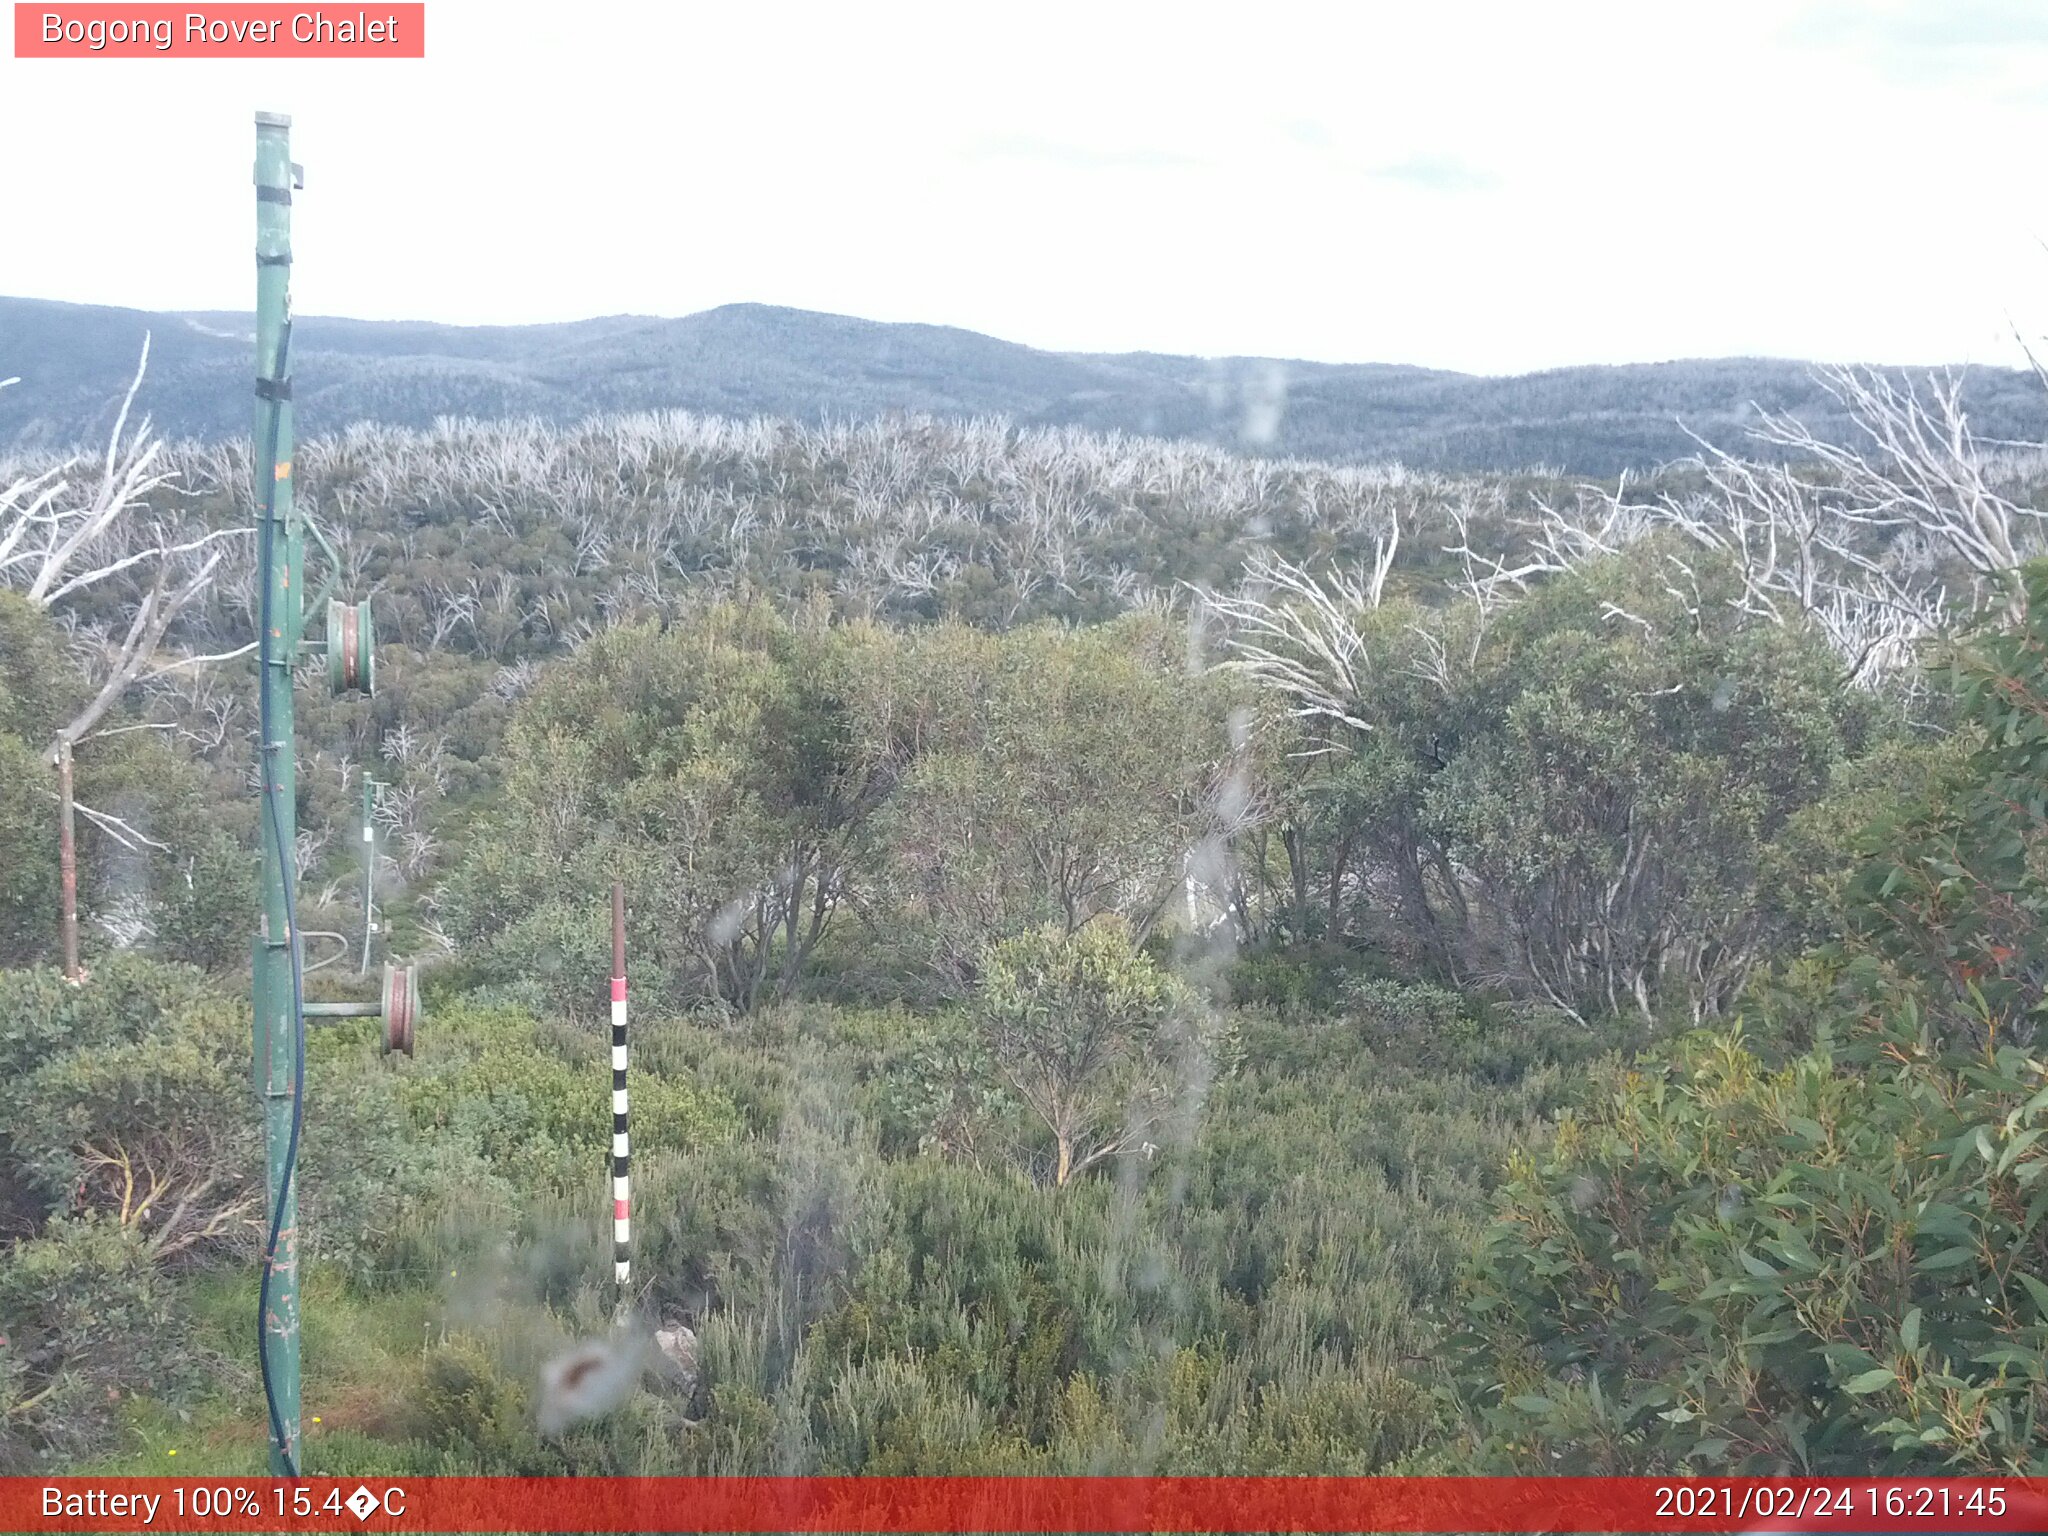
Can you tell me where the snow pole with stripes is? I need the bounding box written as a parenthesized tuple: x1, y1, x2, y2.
(610, 882, 631, 1295)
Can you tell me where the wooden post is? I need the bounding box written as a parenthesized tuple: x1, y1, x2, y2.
(56, 738, 80, 983)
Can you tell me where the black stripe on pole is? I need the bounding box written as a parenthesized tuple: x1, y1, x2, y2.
(611, 1025, 626, 1046)
(612, 1155, 629, 1177)
(612, 1067, 627, 1090)
(613, 1111, 628, 1133)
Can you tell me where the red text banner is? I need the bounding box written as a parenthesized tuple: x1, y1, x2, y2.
(8, 1476, 2048, 1533)
(13, 4, 425, 57)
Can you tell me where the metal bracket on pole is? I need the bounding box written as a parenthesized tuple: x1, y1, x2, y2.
(302, 513, 343, 618)
(301, 963, 419, 1055)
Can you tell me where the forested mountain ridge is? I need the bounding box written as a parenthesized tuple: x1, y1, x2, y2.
(5, 293, 2042, 476)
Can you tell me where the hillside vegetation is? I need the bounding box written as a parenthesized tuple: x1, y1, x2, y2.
(4, 357, 2048, 1476)
(5, 294, 2043, 475)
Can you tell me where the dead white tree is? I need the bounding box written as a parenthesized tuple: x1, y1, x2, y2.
(1196, 510, 1401, 752)
(1573, 366, 2024, 689)
(421, 576, 480, 649)
(1630, 435, 1951, 688)
(1755, 367, 2044, 615)
(1439, 366, 2018, 695)
(1443, 482, 1656, 607)
(0, 341, 248, 977)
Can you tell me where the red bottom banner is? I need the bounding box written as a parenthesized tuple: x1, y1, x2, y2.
(10, 1476, 2048, 1534)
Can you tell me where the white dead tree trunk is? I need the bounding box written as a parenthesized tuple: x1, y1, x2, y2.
(1455, 365, 2022, 693)
(1195, 509, 1401, 751)
(1630, 435, 1951, 688)
(1744, 366, 2043, 620)
(0, 341, 247, 976)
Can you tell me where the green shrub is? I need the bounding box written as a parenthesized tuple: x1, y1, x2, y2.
(0, 956, 215, 1113)
(971, 921, 1231, 1187)
(1225, 944, 1390, 1017)
(9, 997, 258, 1259)
(415, 1336, 535, 1464)
(1345, 979, 1614, 1084)
(152, 830, 260, 973)
(394, 1003, 740, 1192)
(1841, 561, 2048, 1048)
(296, 1029, 496, 1287)
(0, 735, 59, 969)
(1454, 1017, 2048, 1473)
(0, 1215, 205, 1467)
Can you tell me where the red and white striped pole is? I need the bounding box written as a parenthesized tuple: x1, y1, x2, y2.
(610, 882, 631, 1296)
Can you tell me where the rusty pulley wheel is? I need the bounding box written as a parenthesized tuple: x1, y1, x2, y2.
(327, 598, 375, 695)
(380, 961, 418, 1056)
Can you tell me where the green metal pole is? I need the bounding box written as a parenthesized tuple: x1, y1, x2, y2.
(359, 776, 375, 975)
(251, 108, 301, 1478)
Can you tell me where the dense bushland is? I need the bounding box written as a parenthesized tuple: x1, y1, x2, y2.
(1454, 568, 2048, 1475)
(1, 960, 1589, 1473)
(6, 384, 2048, 1474)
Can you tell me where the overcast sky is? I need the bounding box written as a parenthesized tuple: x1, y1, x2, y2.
(4, 1, 2048, 374)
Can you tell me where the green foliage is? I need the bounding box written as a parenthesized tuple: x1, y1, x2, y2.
(0, 596, 78, 966)
(0, 1215, 204, 1469)
(1343, 979, 1606, 1085)
(7, 414, 2016, 1482)
(971, 920, 1227, 1186)
(873, 616, 1234, 988)
(1844, 560, 2048, 1047)
(1455, 1019, 2048, 1473)
(1431, 543, 1881, 1022)
(1456, 568, 2048, 1473)
(394, 1003, 740, 1192)
(0, 591, 86, 744)
(728, 979, 1562, 1475)
(0, 592, 252, 971)
(0, 935, 1588, 1476)
(1244, 540, 1890, 1024)
(885, 1010, 1022, 1168)
(0, 960, 258, 1472)
(1225, 943, 1394, 1018)
(443, 605, 1235, 1015)
(440, 602, 890, 1014)
(9, 995, 258, 1259)
(413, 1337, 535, 1464)
(0, 956, 216, 1124)
(0, 734, 59, 967)
(292, 1038, 478, 1289)
(152, 830, 259, 972)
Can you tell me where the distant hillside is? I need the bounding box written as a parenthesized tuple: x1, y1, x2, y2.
(2, 295, 2041, 476)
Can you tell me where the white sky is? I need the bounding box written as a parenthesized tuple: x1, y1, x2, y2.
(4, 0, 2048, 374)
